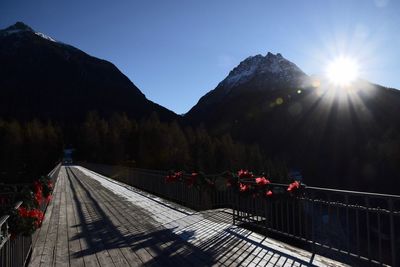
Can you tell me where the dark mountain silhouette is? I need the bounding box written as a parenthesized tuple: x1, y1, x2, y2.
(0, 22, 177, 122)
(186, 52, 400, 193)
(1, 22, 399, 193)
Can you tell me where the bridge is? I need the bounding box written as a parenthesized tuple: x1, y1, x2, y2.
(1, 164, 399, 266)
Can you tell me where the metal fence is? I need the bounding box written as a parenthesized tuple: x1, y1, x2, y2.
(79, 163, 400, 266)
(79, 163, 234, 211)
(0, 201, 32, 267)
(0, 163, 61, 267)
(233, 181, 400, 266)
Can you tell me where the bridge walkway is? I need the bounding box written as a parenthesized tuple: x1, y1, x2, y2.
(29, 166, 346, 267)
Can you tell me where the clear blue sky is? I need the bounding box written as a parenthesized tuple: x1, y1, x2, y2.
(1, 0, 399, 114)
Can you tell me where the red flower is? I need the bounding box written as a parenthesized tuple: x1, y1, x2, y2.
(239, 183, 249, 192)
(165, 175, 175, 183)
(18, 207, 28, 217)
(34, 180, 43, 205)
(165, 171, 183, 183)
(238, 170, 254, 179)
(287, 181, 301, 192)
(45, 195, 52, 204)
(36, 211, 44, 227)
(18, 207, 45, 228)
(34, 180, 42, 191)
(29, 209, 44, 227)
(255, 177, 270, 186)
(29, 209, 44, 228)
(186, 173, 198, 187)
(266, 190, 273, 197)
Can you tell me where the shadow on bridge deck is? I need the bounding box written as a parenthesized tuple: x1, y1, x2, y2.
(28, 166, 347, 267)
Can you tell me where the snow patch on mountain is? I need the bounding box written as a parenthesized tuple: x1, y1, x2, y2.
(223, 55, 264, 87)
(34, 32, 57, 42)
(220, 52, 305, 89)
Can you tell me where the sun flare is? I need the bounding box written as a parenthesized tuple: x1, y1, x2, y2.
(326, 56, 359, 87)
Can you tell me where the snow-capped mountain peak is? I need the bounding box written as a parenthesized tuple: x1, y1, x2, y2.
(223, 54, 264, 87)
(0, 22, 57, 42)
(221, 52, 306, 88)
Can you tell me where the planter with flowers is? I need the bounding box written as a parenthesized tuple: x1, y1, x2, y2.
(8, 175, 55, 237)
(164, 168, 305, 210)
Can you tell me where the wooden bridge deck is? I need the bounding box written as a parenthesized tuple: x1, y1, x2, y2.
(29, 166, 347, 267)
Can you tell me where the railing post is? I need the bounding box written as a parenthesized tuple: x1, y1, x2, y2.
(311, 192, 315, 255)
(355, 207, 360, 258)
(389, 199, 396, 267)
(365, 197, 371, 264)
(232, 192, 236, 225)
(345, 195, 350, 255)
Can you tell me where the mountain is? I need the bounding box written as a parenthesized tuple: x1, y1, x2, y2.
(0, 22, 177, 122)
(187, 52, 308, 122)
(186, 52, 400, 193)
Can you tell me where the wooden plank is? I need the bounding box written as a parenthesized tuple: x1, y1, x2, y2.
(72, 167, 208, 267)
(66, 167, 115, 267)
(65, 167, 100, 267)
(160, 212, 238, 265)
(65, 168, 85, 267)
(104, 201, 189, 267)
(55, 172, 69, 267)
(70, 168, 158, 266)
(72, 169, 135, 267)
(38, 167, 63, 266)
(70, 166, 161, 266)
(73, 168, 186, 266)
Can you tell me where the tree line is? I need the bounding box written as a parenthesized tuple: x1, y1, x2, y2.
(0, 112, 290, 184)
(0, 119, 62, 183)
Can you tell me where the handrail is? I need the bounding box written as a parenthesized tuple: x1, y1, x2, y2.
(0, 214, 10, 252)
(0, 201, 22, 228)
(305, 185, 400, 199)
(120, 168, 400, 201)
(238, 179, 400, 199)
(0, 215, 9, 230)
(12, 201, 22, 210)
(80, 163, 400, 199)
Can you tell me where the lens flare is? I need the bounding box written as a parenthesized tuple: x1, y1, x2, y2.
(326, 56, 359, 87)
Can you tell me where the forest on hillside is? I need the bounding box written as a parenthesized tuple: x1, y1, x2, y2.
(2, 109, 400, 194)
(0, 112, 289, 184)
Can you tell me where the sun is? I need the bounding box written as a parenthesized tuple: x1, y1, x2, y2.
(326, 56, 359, 87)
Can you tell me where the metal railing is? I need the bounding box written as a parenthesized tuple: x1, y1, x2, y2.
(0, 201, 32, 267)
(233, 181, 400, 266)
(79, 163, 400, 266)
(0, 162, 61, 267)
(79, 163, 234, 210)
